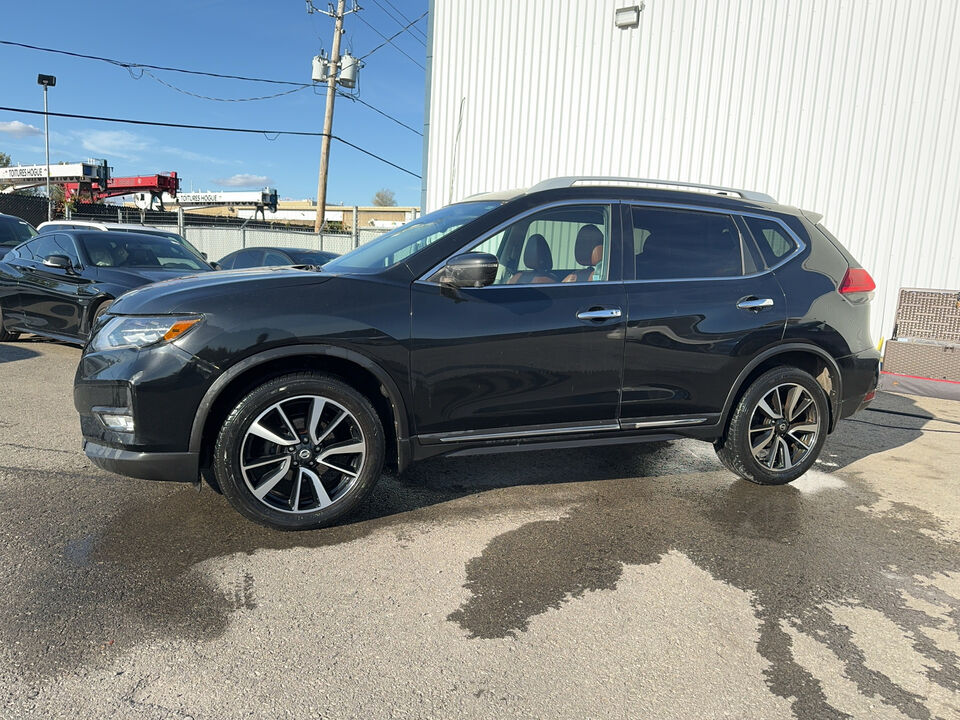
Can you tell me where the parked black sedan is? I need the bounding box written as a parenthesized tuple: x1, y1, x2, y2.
(218, 247, 339, 270)
(0, 230, 213, 344)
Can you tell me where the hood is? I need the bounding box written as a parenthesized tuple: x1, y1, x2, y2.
(109, 266, 331, 315)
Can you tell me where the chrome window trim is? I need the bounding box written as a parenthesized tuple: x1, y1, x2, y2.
(415, 198, 807, 288)
(415, 198, 623, 285)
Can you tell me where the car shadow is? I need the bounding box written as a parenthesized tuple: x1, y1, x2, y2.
(0, 343, 41, 364)
(7, 390, 957, 719)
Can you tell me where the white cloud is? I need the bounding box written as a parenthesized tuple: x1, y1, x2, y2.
(0, 121, 42, 138)
(213, 173, 273, 187)
(77, 129, 150, 160)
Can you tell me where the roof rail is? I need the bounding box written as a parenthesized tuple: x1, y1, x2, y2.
(527, 176, 777, 203)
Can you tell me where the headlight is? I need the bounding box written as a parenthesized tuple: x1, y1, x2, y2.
(90, 315, 202, 351)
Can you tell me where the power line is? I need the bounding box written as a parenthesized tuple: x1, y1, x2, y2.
(336, 90, 422, 136)
(0, 38, 422, 135)
(368, 0, 427, 45)
(0, 106, 421, 179)
(356, 11, 428, 68)
(0, 39, 306, 86)
(143, 69, 315, 102)
(379, 0, 429, 40)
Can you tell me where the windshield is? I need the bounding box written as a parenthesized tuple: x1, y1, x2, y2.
(322, 201, 500, 274)
(0, 216, 38, 248)
(79, 232, 210, 271)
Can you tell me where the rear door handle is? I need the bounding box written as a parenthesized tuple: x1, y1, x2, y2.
(577, 308, 622, 321)
(737, 297, 774, 311)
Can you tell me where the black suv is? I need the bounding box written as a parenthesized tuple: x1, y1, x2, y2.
(74, 178, 880, 530)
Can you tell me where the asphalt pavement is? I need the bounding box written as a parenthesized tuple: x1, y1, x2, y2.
(0, 338, 958, 719)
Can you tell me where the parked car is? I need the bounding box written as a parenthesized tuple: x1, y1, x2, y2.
(37, 220, 213, 267)
(74, 177, 880, 530)
(0, 212, 38, 252)
(0, 229, 214, 344)
(218, 247, 339, 270)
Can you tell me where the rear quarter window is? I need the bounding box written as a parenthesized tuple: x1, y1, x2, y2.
(744, 216, 798, 267)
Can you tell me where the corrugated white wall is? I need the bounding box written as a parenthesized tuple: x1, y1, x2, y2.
(424, 0, 960, 343)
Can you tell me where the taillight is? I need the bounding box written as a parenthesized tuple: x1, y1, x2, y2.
(839, 267, 875, 295)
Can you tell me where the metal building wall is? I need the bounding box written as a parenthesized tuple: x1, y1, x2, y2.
(424, 0, 960, 343)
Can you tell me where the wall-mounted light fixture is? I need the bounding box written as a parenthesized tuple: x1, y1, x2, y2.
(615, 4, 644, 29)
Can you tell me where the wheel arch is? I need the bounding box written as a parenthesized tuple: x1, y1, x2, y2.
(82, 295, 114, 336)
(720, 343, 843, 436)
(190, 345, 411, 473)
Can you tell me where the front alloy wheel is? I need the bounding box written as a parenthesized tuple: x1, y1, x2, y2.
(214, 373, 384, 530)
(715, 366, 828, 485)
(240, 395, 366, 514)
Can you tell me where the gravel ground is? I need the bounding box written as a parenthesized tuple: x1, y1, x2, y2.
(0, 337, 958, 719)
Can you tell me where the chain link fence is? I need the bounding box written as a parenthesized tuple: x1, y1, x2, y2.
(1, 199, 392, 262)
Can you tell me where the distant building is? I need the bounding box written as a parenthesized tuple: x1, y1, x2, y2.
(423, 0, 960, 344)
(161, 198, 419, 229)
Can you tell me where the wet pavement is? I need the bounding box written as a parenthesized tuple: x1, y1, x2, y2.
(1, 338, 958, 719)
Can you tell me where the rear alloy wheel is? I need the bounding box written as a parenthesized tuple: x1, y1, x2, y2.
(715, 367, 828, 485)
(214, 373, 384, 530)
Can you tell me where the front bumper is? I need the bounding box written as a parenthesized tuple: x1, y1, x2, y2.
(75, 341, 216, 482)
(84, 441, 199, 482)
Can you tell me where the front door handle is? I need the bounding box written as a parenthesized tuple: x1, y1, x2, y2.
(577, 307, 622, 321)
(737, 297, 774, 311)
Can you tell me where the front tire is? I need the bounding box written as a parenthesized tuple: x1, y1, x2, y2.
(214, 373, 385, 530)
(715, 366, 828, 485)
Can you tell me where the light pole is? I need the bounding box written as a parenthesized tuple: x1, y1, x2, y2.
(37, 74, 56, 222)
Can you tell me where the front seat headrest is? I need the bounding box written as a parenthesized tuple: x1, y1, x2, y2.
(523, 233, 553, 271)
(575, 225, 604, 265)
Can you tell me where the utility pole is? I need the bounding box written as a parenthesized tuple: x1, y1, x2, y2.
(311, 0, 354, 233)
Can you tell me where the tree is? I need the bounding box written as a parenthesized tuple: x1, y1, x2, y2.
(372, 188, 397, 207)
(0, 151, 10, 168)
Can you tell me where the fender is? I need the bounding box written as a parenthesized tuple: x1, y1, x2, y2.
(719, 342, 843, 432)
(187, 344, 411, 456)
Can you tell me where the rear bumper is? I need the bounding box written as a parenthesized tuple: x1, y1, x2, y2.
(84, 440, 199, 483)
(837, 347, 881, 422)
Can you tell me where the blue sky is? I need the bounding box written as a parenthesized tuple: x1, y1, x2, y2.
(0, 0, 428, 206)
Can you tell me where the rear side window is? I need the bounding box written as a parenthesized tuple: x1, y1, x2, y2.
(632, 207, 742, 280)
(744, 216, 797, 267)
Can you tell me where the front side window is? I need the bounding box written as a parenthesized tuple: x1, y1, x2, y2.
(465, 204, 612, 285)
(24, 233, 80, 266)
(632, 207, 743, 280)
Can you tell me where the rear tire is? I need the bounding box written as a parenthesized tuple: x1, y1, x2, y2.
(214, 372, 385, 530)
(0, 306, 20, 342)
(715, 366, 828, 485)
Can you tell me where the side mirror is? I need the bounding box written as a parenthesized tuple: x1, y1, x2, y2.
(42, 254, 72, 270)
(437, 252, 499, 289)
